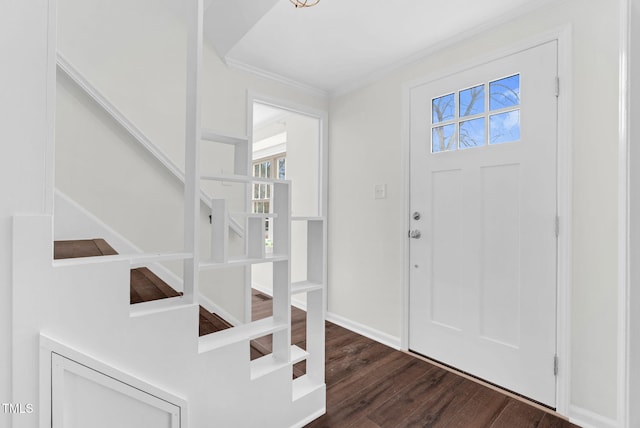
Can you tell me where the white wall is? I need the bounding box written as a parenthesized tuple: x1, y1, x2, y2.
(328, 0, 620, 423)
(55, 0, 328, 321)
(0, 0, 54, 425)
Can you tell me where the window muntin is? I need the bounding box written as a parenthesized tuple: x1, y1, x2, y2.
(431, 73, 520, 153)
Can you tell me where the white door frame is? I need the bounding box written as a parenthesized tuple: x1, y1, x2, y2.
(246, 91, 329, 312)
(401, 26, 573, 415)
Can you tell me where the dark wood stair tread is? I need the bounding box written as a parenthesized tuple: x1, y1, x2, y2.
(54, 238, 116, 259)
(130, 267, 181, 304)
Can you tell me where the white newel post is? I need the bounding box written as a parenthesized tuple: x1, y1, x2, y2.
(184, 0, 204, 303)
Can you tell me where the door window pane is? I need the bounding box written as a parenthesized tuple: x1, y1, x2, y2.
(490, 110, 521, 145)
(459, 85, 485, 117)
(490, 75, 520, 110)
(432, 124, 456, 153)
(459, 118, 485, 149)
(432, 93, 455, 124)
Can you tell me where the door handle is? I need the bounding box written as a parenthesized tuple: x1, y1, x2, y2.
(409, 229, 422, 239)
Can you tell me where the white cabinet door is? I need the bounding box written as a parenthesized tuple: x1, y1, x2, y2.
(409, 41, 558, 406)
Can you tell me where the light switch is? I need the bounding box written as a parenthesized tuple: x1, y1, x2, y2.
(374, 184, 387, 199)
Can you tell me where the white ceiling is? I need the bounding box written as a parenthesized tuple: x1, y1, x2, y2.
(253, 102, 289, 129)
(205, 0, 548, 95)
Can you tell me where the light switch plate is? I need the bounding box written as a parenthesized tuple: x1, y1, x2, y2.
(374, 184, 387, 199)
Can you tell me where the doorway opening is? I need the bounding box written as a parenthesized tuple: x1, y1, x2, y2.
(249, 98, 327, 311)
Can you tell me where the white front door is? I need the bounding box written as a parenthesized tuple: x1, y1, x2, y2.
(408, 41, 558, 406)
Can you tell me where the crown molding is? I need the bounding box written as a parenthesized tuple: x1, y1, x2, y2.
(330, 0, 564, 98)
(225, 56, 329, 99)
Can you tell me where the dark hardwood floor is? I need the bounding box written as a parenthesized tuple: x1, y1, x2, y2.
(53, 239, 578, 427)
(305, 322, 578, 428)
(250, 286, 576, 427)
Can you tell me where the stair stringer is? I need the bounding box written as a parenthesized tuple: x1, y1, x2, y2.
(12, 215, 325, 428)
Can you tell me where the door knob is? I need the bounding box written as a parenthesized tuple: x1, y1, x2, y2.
(409, 229, 422, 239)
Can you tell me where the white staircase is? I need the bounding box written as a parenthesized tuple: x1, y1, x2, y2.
(11, 1, 326, 426)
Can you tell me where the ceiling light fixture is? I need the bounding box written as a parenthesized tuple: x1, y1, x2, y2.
(289, 0, 320, 8)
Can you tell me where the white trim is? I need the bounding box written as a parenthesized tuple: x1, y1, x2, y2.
(569, 405, 618, 428)
(555, 25, 574, 418)
(626, 1, 640, 426)
(331, 0, 560, 98)
(45, 0, 57, 216)
(618, 1, 631, 427)
(401, 26, 573, 414)
(402, 26, 571, 92)
(56, 53, 185, 184)
(40, 334, 188, 428)
(401, 79, 411, 351)
(325, 312, 401, 350)
(226, 57, 329, 99)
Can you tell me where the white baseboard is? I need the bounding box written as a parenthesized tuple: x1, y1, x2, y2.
(53, 189, 184, 291)
(252, 283, 401, 350)
(569, 405, 617, 428)
(325, 312, 401, 350)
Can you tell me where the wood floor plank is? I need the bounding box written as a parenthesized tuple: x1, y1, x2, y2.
(391, 373, 475, 428)
(291, 307, 307, 346)
(325, 349, 414, 406)
(367, 367, 456, 427)
(537, 413, 576, 428)
(306, 360, 437, 428)
(346, 416, 383, 428)
(325, 337, 394, 388)
(490, 399, 545, 428)
(436, 384, 510, 428)
(251, 290, 273, 321)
